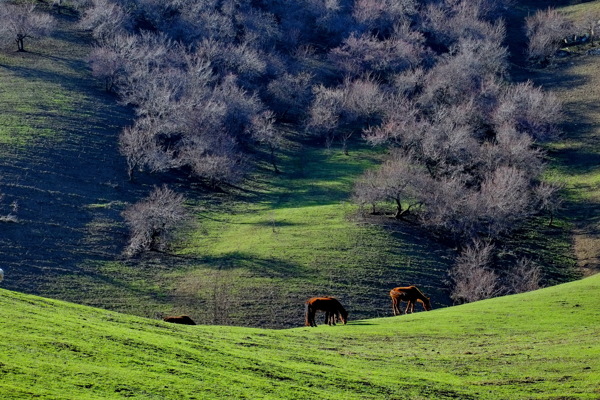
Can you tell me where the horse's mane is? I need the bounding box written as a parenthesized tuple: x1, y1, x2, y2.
(411, 286, 427, 299)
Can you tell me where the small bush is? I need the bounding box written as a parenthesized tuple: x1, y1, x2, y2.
(449, 240, 501, 303)
(122, 186, 190, 257)
(525, 8, 572, 64)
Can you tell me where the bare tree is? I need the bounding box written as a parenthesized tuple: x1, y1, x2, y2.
(418, 38, 507, 108)
(353, 150, 426, 218)
(506, 257, 542, 294)
(0, 3, 54, 52)
(248, 110, 283, 173)
(177, 129, 246, 187)
(449, 239, 501, 303)
(328, 26, 425, 78)
(352, 0, 417, 34)
(420, 0, 506, 50)
(88, 45, 125, 92)
(478, 166, 532, 238)
(575, 11, 600, 45)
(119, 117, 176, 180)
(477, 123, 544, 178)
(493, 81, 562, 142)
(352, 169, 385, 215)
(534, 181, 563, 226)
(307, 76, 385, 152)
(122, 186, 190, 257)
(78, 0, 130, 40)
(266, 72, 314, 121)
(525, 8, 572, 64)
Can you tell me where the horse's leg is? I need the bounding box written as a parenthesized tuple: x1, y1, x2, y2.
(393, 297, 401, 316)
(405, 301, 413, 314)
(305, 304, 311, 326)
(307, 306, 317, 327)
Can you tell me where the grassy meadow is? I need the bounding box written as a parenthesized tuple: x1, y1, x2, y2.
(517, 0, 600, 277)
(0, 0, 586, 328)
(0, 0, 599, 399)
(1, 273, 599, 399)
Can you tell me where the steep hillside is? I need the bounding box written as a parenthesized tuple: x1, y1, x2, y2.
(0, 11, 135, 288)
(509, 0, 600, 276)
(0, 0, 588, 328)
(0, 6, 457, 327)
(1, 274, 599, 399)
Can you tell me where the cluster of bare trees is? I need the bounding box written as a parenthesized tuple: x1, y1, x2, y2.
(448, 239, 542, 304)
(75, 0, 564, 295)
(340, 0, 564, 301)
(79, 0, 529, 190)
(87, 32, 268, 185)
(350, 2, 562, 244)
(525, 7, 600, 65)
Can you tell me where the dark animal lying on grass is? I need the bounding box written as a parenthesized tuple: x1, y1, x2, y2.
(163, 315, 196, 325)
(305, 297, 348, 327)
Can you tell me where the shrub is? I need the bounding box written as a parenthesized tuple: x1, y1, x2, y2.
(506, 258, 542, 294)
(449, 239, 501, 303)
(122, 186, 190, 256)
(525, 8, 572, 64)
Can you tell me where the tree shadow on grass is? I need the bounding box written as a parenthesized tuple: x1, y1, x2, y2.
(170, 251, 311, 279)
(1, 63, 94, 94)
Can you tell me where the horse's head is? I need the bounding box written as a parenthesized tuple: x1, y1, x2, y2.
(339, 308, 348, 324)
(423, 297, 432, 311)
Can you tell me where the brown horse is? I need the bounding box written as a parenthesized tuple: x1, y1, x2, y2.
(390, 286, 432, 316)
(163, 315, 196, 325)
(305, 297, 348, 327)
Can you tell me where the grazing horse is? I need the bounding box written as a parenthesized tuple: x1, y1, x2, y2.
(390, 286, 432, 316)
(305, 297, 348, 327)
(163, 315, 196, 325)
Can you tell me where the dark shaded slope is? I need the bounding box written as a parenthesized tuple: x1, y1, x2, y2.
(0, 12, 137, 293)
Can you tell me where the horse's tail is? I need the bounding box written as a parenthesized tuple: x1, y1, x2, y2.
(305, 301, 312, 326)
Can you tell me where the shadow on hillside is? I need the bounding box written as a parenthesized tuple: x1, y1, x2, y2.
(191, 251, 312, 279)
(1, 62, 91, 93)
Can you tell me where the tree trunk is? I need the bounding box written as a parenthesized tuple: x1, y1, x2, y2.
(269, 145, 280, 174)
(394, 198, 403, 219)
(16, 37, 25, 52)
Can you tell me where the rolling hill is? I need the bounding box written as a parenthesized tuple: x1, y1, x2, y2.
(0, 273, 598, 399)
(0, 1, 584, 328)
(0, 0, 599, 398)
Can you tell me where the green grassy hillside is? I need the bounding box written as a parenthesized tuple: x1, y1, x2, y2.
(519, 0, 600, 277)
(0, 5, 459, 326)
(1, 273, 599, 399)
(0, 0, 587, 329)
